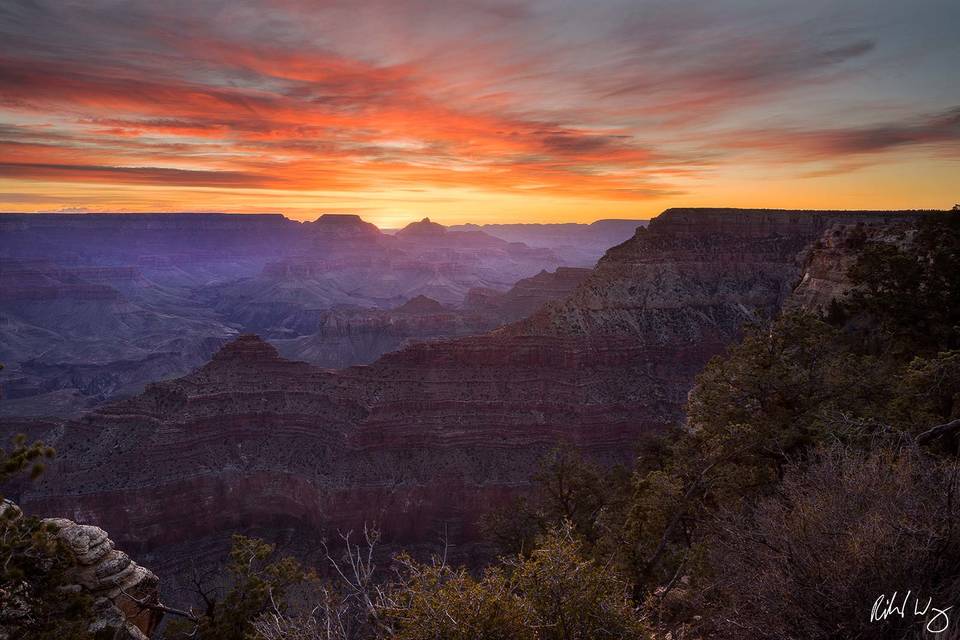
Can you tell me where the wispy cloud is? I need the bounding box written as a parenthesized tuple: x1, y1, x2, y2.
(0, 162, 269, 187)
(717, 107, 960, 167)
(0, 0, 957, 220)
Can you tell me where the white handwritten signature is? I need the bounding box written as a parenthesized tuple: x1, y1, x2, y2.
(871, 591, 952, 634)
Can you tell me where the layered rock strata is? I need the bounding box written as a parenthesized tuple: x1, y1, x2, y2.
(0, 501, 162, 639)
(3, 208, 940, 598)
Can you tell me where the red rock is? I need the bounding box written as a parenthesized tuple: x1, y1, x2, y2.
(3, 207, 939, 596)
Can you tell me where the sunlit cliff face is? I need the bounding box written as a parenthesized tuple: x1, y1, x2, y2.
(0, 0, 958, 226)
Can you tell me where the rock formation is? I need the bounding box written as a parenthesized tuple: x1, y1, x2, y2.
(464, 267, 592, 322)
(1, 208, 942, 605)
(0, 212, 577, 416)
(307, 213, 384, 242)
(395, 217, 448, 240)
(785, 219, 918, 314)
(271, 268, 590, 368)
(449, 218, 650, 266)
(0, 501, 162, 639)
(269, 298, 495, 368)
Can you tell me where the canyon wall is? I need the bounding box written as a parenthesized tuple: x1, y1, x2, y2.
(448, 218, 649, 266)
(0, 213, 576, 416)
(1, 208, 938, 602)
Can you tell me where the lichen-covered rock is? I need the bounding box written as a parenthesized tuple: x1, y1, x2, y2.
(45, 517, 162, 638)
(0, 503, 161, 639)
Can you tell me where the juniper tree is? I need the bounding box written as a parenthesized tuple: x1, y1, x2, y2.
(0, 435, 95, 640)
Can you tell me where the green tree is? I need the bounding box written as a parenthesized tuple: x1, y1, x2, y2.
(482, 446, 629, 556)
(843, 213, 960, 352)
(166, 535, 315, 640)
(383, 558, 530, 640)
(511, 525, 645, 640)
(0, 435, 96, 640)
(488, 213, 960, 635)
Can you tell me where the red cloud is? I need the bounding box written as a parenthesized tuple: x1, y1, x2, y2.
(0, 0, 954, 212)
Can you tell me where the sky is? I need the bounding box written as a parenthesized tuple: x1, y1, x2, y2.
(0, 0, 958, 226)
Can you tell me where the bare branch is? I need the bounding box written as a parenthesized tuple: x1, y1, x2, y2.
(116, 585, 200, 622)
(915, 417, 960, 444)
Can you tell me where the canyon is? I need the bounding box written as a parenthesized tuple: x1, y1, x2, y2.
(0, 213, 635, 417)
(270, 265, 591, 368)
(446, 219, 648, 266)
(1, 207, 938, 605)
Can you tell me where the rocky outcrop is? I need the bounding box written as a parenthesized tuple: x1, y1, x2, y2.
(0, 501, 162, 639)
(3, 208, 942, 605)
(307, 213, 383, 240)
(395, 295, 446, 314)
(269, 269, 590, 368)
(449, 219, 650, 266)
(395, 217, 448, 240)
(49, 517, 162, 639)
(269, 305, 497, 368)
(786, 219, 919, 314)
(464, 267, 592, 322)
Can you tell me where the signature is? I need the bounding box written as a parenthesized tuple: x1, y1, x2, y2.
(871, 591, 952, 634)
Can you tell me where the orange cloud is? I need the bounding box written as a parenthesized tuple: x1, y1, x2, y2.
(0, 0, 957, 222)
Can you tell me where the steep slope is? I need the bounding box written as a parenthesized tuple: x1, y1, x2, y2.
(3, 208, 937, 598)
(270, 298, 496, 368)
(0, 212, 567, 415)
(271, 267, 590, 368)
(464, 267, 592, 322)
(785, 219, 916, 314)
(449, 219, 650, 266)
(0, 259, 236, 417)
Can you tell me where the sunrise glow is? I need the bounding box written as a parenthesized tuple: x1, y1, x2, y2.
(1, 1, 958, 226)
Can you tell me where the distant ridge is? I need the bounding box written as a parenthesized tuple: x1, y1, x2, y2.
(6, 206, 948, 592)
(647, 207, 943, 236)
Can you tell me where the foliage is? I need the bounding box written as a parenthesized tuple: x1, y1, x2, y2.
(510, 525, 645, 640)
(479, 213, 960, 637)
(0, 433, 55, 490)
(166, 535, 316, 640)
(382, 557, 529, 640)
(844, 214, 960, 353)
(707, 445, 960, 639)
(380, 523, 645, 640)
(246, 523, 645, 640)
(482, 446, 630, 556)
(0, 435, 95, 640)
